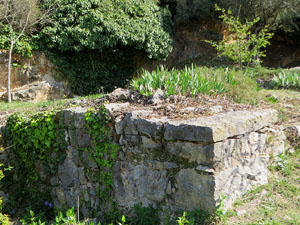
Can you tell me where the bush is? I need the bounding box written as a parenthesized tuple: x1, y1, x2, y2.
(45, 49, 135, 95)
(38, 0, 173, 95)
(40, 0, 173, 60)
(207, 5, 273, 69)
(0, 22, 35, 58)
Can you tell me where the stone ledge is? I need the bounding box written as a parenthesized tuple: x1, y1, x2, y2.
(164, 109, 278, 142)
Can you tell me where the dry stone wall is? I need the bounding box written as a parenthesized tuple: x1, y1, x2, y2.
(45, 105, 286, 218)
(1, 105, 286, 219)
(111, 106, 284, 213)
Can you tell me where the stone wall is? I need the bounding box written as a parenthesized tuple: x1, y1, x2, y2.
(1, 105, 286, 220)
(45, 105, 285, 219)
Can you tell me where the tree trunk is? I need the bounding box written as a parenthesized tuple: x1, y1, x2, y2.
(7, 40, 14, 103)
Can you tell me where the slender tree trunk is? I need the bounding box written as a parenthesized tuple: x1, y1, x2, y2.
(7, 39, 14, 103)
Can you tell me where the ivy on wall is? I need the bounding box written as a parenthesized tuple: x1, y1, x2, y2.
(1, 105, 121, 221)
(2, 110, 66, 217)
(83, 106, 120, 224)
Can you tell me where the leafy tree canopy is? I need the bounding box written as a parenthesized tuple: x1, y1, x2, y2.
(218, 0, 300, 32)
(40, 0, 173, 60)
(161, 0, 299, 33)
(160, 0, 214, 24)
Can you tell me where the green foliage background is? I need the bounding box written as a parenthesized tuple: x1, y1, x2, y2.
(0, 0, 299, 96)
(40, 0, 173, 59)
(45, 49, 135, 95)
(37, 0, 173, 95)
(0, 23, 36, 58)
(217, 0, 300, 32)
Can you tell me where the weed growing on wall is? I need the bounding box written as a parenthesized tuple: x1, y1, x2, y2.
(2, 110, 66, 217)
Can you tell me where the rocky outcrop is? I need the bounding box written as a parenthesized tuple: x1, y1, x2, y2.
(0, 51, 71, 101)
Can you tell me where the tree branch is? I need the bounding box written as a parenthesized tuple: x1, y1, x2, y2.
(15, 9, 31, 42)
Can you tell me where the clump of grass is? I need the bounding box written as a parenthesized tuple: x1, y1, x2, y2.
(272, 71, 300, 89)
(131, 65, 259, 104)
(245, 66, 286, 79)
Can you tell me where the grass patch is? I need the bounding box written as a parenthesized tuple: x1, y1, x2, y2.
(131, 65, 259, 104)
(0, 99, 67, 113)
(245, 66, 287, 79)
(0, 94, 104, 114)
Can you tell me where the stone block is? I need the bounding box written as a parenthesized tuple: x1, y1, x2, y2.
(164, 109, 278, 142)
(174, 169, 216, 212)
(68, 128, 91, 148)
(61, 107, 88, 128)
(113, 162, 168, 208)
(120, 110, 164, 137)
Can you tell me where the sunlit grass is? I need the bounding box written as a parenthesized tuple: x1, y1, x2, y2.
(0, 93, 104, 114)
(131, 65, 260, 104)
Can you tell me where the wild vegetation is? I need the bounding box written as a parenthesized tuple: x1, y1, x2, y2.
(206, 5, 273, 69)
(131, 65, 260, 104)
(272, 70, 300, 90)
(0, 0, 300, 224)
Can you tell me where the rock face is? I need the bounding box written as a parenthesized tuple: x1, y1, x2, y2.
(0, 106, 286, 218)
(0, 51, 71, 101)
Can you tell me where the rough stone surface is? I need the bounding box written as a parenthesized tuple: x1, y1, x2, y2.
(108, 88, 131, 101)
(174, 169, 216, 211)
(0, 105, 286, 218)
(117, 110, 165, 137)
(164, 109, 278, 142)
(151, 89, 164, 105)
(113, 162, 168, 208)
(0, 52, 71, 101)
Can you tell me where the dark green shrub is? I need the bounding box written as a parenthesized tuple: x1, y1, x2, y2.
(38, 0, 173, 95)
(128, 204, 160, 225)
(45, 49, 135, 95)
(40, 0, 173, 60)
